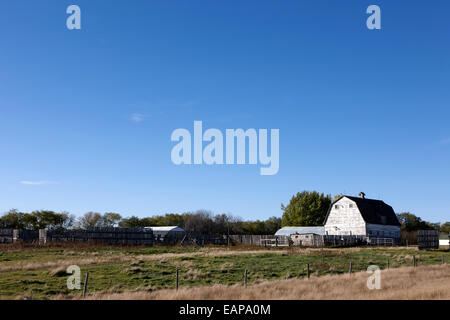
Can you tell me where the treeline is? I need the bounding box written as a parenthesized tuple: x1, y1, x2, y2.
(396, 212, 450, 233)
(1, 191, 449, 235)
(0, 209, 281, 235)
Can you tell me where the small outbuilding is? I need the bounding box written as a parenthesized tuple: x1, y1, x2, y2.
(440, 233, 449, 249)
(145, 226, 186, 243)
(275, 226, 325, 237)
(146, 226, 185, 236)
(275, 227, 325, 247)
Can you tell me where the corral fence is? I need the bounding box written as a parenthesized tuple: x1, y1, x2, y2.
(227, 235, 398, 247)
(0, 228, 409, 248)
(418, 230, 439, 250)
(401, 230, 418, 246)
(182, 233, 230, 246)
(322, 235, 368, 247)
(39, 227, 154, 246)
(160, 234, 290, 247)
(303, 235, 399, 247)
(0, 229, 39, 244)
(0, 229, 13, 244)
(366, 237, 396, 246)
(152, 232, 234, 246)
(229, 235, 289, 247)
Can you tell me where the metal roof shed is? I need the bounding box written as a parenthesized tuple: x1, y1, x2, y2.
(145, 226, 185, 237)
(275, 226, 325, 236)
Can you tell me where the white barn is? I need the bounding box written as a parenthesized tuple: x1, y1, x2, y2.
(324, 193, 401, 239)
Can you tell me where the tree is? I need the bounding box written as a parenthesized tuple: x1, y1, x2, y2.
(101, 213, 122, 227)
(440, 222, 450, 233)
(281, 191, 332, 227)
(184, 210, 215, 233)
(0, 209, 25, 229)
(0, 209, 74, 230)
(396, 212, 433, 231)
(118, 216, 142, 228)
(31, 210, 73, 230)
(78, 212, 103, 229)
(22, 213, 38, 230)
(60, 212, 76, 229)
(263, 216, 282, 234)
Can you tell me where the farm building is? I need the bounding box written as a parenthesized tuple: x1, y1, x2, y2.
(440, 233, 449, 249)
(275, 226, 325, 236)
(277, 193, 401, 246)
(275, 227, 325, 247)
(145, 226, 185, 237)
(324, 193, 401, 240)
(145, 226, 186, 243)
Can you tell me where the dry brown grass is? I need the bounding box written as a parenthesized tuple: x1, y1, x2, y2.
(0, 242, 152, 252)
(77, 264, 450, 300)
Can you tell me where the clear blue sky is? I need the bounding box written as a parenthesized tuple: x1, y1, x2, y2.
(0, 1, 449, 222)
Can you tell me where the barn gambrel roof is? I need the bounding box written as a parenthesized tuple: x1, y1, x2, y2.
(324, 196, 401, 226)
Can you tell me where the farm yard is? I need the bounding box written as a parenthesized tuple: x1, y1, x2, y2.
(0, 244, 449, 300)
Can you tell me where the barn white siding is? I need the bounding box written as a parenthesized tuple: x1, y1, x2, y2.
(324, 198, 366, 236)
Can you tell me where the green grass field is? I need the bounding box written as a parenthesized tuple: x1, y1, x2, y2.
(0, 244, 448, 299)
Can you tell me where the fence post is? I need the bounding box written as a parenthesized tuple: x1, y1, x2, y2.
(387, 259, 389, 269)
(82, 272, 89, 298)
(413, 255, 416, 267)
(442, 256, 445, 265)
(244, 269, 248, 288)
(349, 262, 352, 275)
(307, 264, 310, 279)
(176, 268, 179, 290)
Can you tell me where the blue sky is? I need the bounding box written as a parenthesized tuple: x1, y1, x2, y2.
(0, 0, 449, 222)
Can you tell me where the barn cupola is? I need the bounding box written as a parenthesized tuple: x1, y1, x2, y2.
(359, 192, 366, 199)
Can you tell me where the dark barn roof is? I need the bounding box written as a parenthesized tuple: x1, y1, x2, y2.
(325, 196, 401, 226)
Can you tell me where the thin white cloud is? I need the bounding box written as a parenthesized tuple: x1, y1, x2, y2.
(20, 181, 59, 185)
(130, 113, 147, 123)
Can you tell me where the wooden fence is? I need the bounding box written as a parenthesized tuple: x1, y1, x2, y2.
(229, 235, 290, 247)
(0, 228, 403, 248)
(177, 232, 229, 246)
(0, 229, 13, 243)
(418, 230, 439, 250)
(0, 229, 39, 244)
(40, 228, 154, 246)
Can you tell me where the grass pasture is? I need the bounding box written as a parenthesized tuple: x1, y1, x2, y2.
(0, 244, 448, 299)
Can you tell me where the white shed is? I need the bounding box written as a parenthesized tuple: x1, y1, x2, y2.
(145, 226, 185, 238)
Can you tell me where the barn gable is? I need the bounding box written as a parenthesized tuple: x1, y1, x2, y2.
(325, 196, 400, 227)
(323, 197, 366, 236)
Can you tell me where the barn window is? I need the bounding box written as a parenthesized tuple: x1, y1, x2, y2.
(335, 205, 339, 209)
(349, 204, 353, 208)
